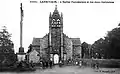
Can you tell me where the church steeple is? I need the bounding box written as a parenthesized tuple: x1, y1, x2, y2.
(55, 5, 57, 11)
(49, 5, 63, 28)
(52, 5, 60, 18)
(53, 5, 58, 14)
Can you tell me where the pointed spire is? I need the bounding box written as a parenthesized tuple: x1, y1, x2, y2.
(52, 5, 60, 18)
(61, 12, 63, 25)
(49, 12, 51, 17)
(55, 5, 57, 10)
(61, 12, 63, 18)
(54, 5, 58, 13)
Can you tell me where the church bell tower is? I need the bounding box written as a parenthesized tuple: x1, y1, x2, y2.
(49, 5, 63, 64)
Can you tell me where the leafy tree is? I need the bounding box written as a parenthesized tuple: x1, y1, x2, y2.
(105, 27, 120, 59)
(92, 23, 120, 59)
(0, 26, 14, 52)
(0, 26, 16, 66)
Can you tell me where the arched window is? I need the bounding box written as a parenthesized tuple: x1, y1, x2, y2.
(57, 19, 60, 21)
(52, 19, 55, 24)
(51, 18, 61, 27)
(57, 19, 60, 24)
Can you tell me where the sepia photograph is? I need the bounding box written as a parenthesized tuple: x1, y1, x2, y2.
(0, 0, 120, 74)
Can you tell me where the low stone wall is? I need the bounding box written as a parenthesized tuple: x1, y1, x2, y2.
(82, 59, 120, 68)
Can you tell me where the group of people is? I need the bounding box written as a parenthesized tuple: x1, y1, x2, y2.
(40, 60, 53, 69)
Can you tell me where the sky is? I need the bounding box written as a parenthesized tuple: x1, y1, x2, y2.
(0, 0, 120, 53)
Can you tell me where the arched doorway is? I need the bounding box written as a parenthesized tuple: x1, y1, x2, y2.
(53, 54, 59, 64)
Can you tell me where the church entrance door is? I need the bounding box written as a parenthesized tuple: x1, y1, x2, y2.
(53, 54, 59, 64)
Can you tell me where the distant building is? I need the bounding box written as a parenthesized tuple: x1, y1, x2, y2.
(29, 49, 40, 63)
(28, 6, 81, 64)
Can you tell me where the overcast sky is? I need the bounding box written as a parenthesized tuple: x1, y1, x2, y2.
(0, 0, 120, 53)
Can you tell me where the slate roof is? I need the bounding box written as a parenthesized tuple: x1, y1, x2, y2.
(32, 35, 81, 46)
(29, 49, 39, 54)
(43, 34, 48, 39)
(71, 38, 81, 45)
(32, 38, 41, 46)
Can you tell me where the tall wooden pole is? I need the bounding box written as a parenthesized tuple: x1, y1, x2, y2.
(20, 3, 23, 48)
(17, 3, 25, 62)
(18, 3, 24, 53)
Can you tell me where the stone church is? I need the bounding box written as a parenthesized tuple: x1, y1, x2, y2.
(28, 6, 81, 64)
